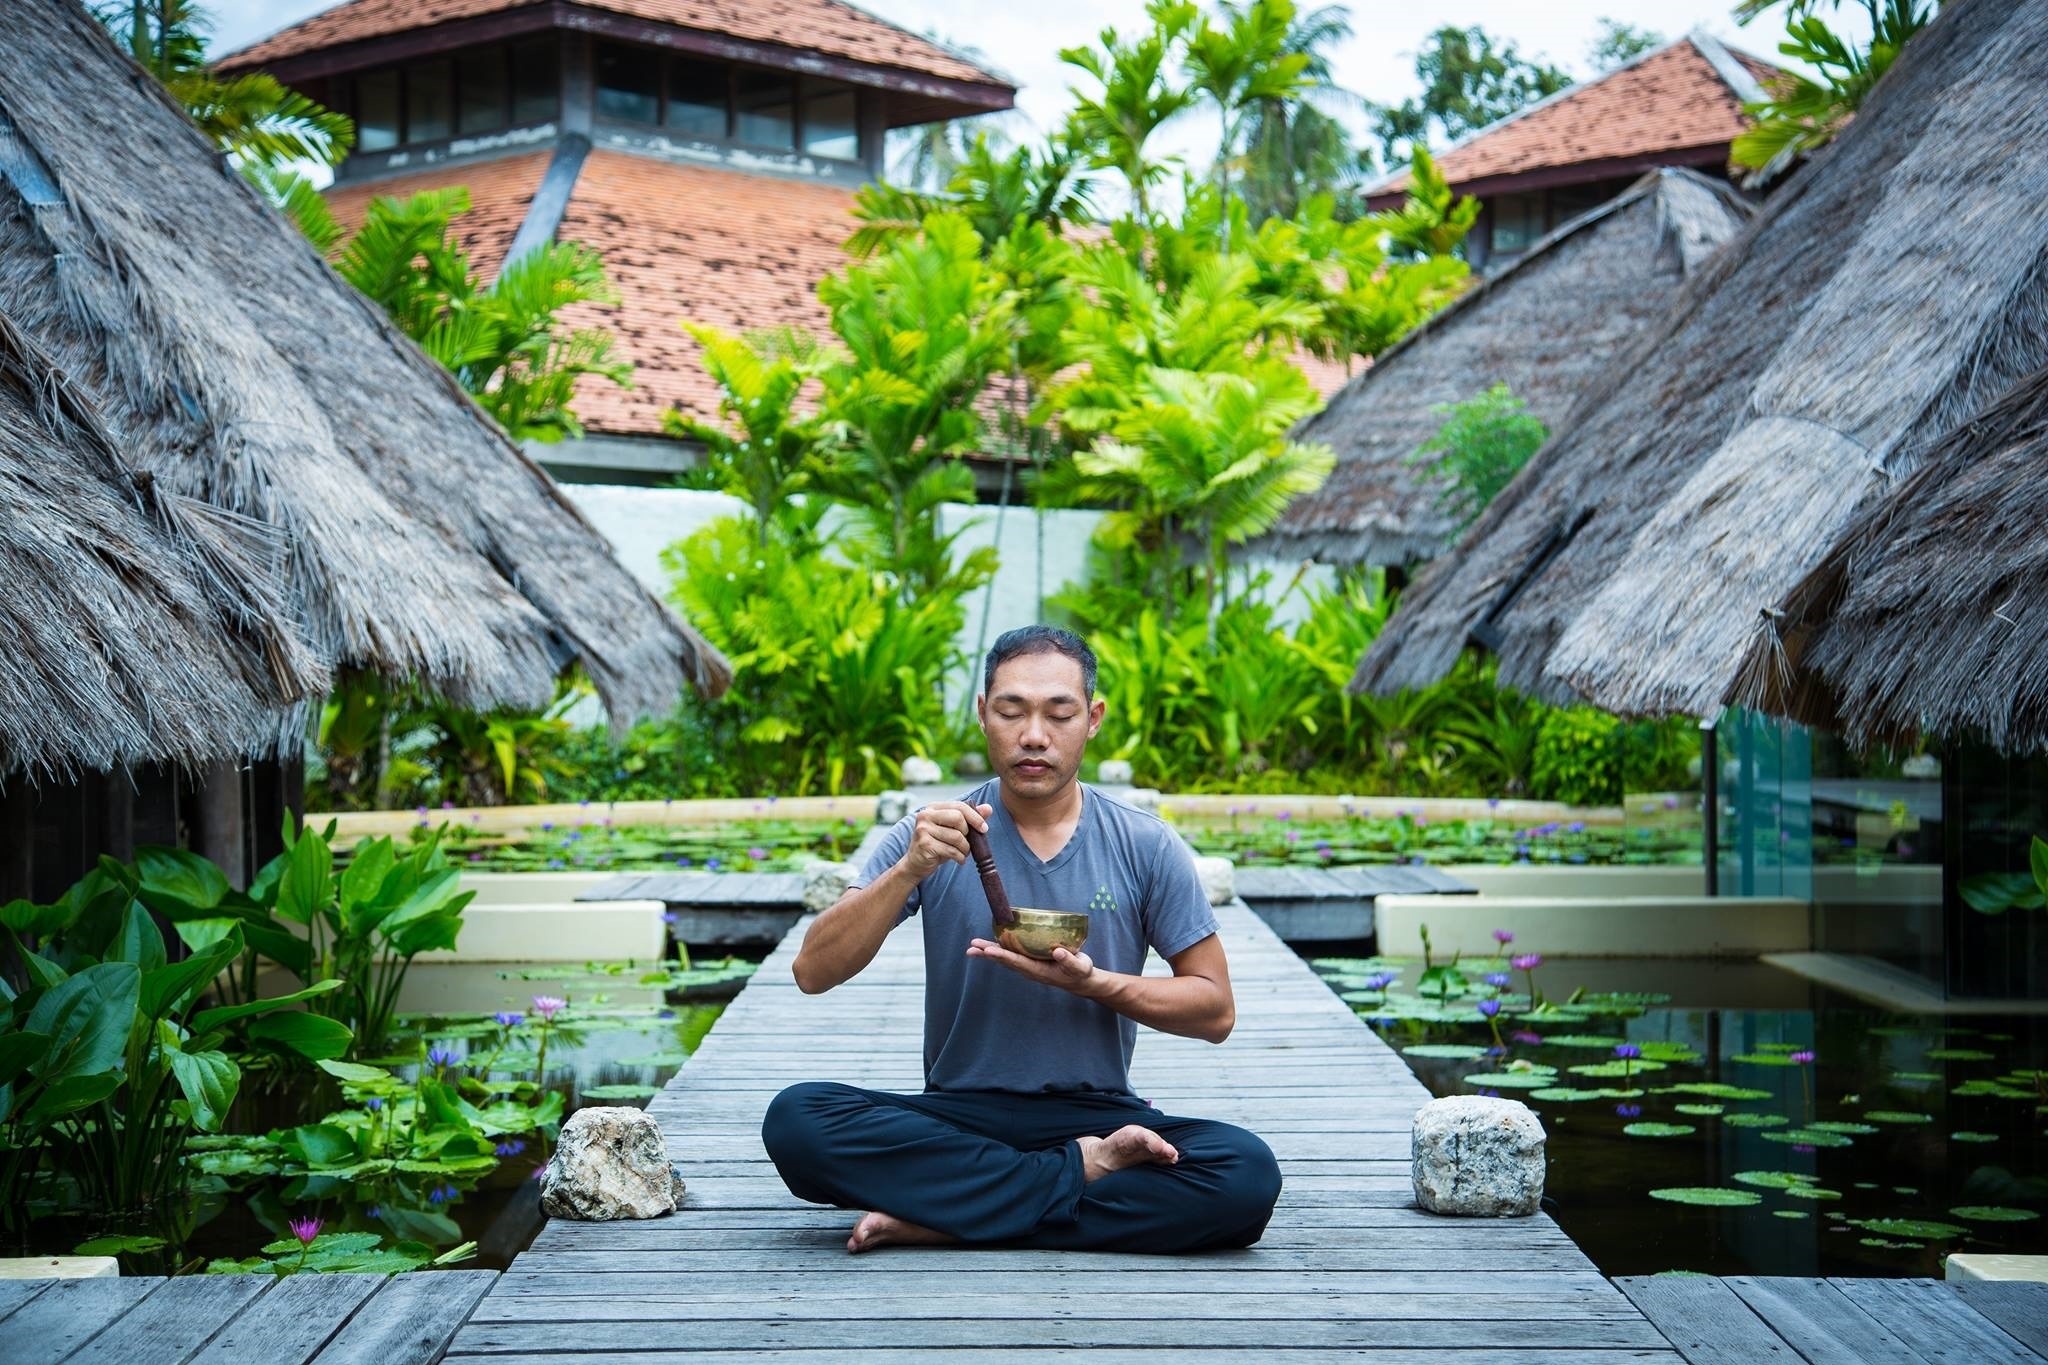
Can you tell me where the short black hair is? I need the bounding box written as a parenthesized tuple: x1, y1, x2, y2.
(984, 625, 1097, 698)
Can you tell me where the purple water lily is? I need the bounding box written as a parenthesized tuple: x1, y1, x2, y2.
(364, 1096, 383, 1113)
(1790, 1050, 1815, 1065)
(1511, 1030, 1543, 1046)
(1483, 972, 1511, 990)
(1476, 999, 1501, 1018)
(1615, 1103, 1641, 1120)
(1613, 1043, 1642, 1060)
(531, 995, 566, 1021)
(425, 1044, 461, 1070)
(1361, 971, 1398, 993)
(495, 1139, 527, 1157)
(289, 1216, 322, 1246)
(1512, 954, 1543, 972)
(747, 845, 769, 861)
(494, 1011, 525, 1028)
(1492, 929, 1515, 946)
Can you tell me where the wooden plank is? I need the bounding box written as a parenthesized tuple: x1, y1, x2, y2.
(185, 1271, 385, 1365)
(310, 1270, 497, 1365)
(0, 1275, 163, 1364)
(494, 1270, 1616, 1299)
(1951, 1282, 2048, 1359)
(446, 1353, 1683, 1365)
(0, 1279, 52, 1322)
(66, 1273, 273, 1365)
(1725, 1276, 1931, 1365)
(1614, 1275, 1800, 1363)
(1829, 1277, 2041, 1364)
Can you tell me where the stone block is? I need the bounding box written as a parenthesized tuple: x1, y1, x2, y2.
(955, 751, 990, 776)
(802, 860, 859, 912)
(1192, 856, 1234, 907)
(541, 1106, 686, 1220)
(876, 790, 911, 825)
(1096, 759, 1134, 786)
(1412, 1095, 1545, 1217)
(900, 756, 943, 785)
(1124, 787, 1161, 815)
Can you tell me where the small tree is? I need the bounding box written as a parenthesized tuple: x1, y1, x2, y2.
(1732, 0, 1942, 184)
(1409, 382, 1548, 532)
(1060, 4, 1199, 225)
(667, 324, 827, 550)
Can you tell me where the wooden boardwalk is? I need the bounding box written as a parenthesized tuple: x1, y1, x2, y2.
(0, 1269, 497, 1365)
(445, 897, 1680, 1362)
(1616, 1273, 2048, 1362)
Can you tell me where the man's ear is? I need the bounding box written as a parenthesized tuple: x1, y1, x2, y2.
(1087, 697, 1106, 737)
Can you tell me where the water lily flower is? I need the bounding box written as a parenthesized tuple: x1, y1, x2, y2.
(364, 1096, 384, 1112)
(1483, 972, 1511, 990)
(747, 846, 769, 860)
(1613, 1043, 1642, 1060)
(1476, 999, 1501, 1018)
(1493, 929, 1515, 946)
(1512, 954, 1543, 972)
(1567, 821, 1585, 834)
(426, 1044, 461, 1070)
(1790, 1050, 1815, 1065)
(1511, 1030, 1544, 1046)
(289, 1216, 322, 1246)
(494, 1011, 524, 1028)
(540, 822, 554, 832)
(705, 857, 722, 871)
(1362, 971, 1398, 992)
(531, 995, 566, 1021)
(495, 1139, 526, 1157)
(428, 1184, 456, 1205)
(1615, 1104, 1641, 1119)
(365, 1204, 382, 1220)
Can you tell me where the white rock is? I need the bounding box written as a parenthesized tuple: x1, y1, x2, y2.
(802, 860, 858, 912)
(1124, 787, 1161, 815)
(955, 751, 990, 776)
(541, 1106, 685, 1220)
(1902, 752, 1942, 779)
(876, 790, 911, 825)
(901, 756, 944, 785)
(1411, 1095, 1545, 1217)
(1193, 856, 1234, 906)
(1096, 759, 1134, 786)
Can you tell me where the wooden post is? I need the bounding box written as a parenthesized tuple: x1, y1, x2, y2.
(0, 778, 30, 906)
(191, 760, 249, 890)
(97, 767, 136, 867)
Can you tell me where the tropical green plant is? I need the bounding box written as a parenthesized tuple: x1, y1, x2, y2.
(850, 133, 1096, 259)
(667, 324, 830, 549)
(130, 822, 471, 1058)
(1732, 1, 1943, 183)
(0, 866, 348, 1237)
(1236, 3, 1370, 222)
(1061, 3, 1200, 225)
(1532, 707, 1625, 806)
(1183, 0, 1311, 244)
(1368, 24, 1573, 163)
(1409, 382, 1548, 532)
(1588, 18, 1664, 71)
(1959, 837, 2048, 915)
(322, 187, 630, 442)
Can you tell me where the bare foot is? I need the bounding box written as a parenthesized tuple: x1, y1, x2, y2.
(846, 1210, 956, 1254)
(1078, 1123, 1180, 1183)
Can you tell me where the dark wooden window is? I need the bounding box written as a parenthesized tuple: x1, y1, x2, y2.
(355, 67, 400, 151)
(666, 57, 728, 138)
(800, 77, 859, 161)
(733, 69, 795, 149)
(596, 42, 661, 125)
(1491, 192, 1544, 255)
(509, 37, 559, 124)
(456, 46, 508, 134)
(405, 59, 454, 142)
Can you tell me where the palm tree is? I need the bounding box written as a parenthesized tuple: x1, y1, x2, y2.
(1732, 0, 1943, 184)
(1234, 3, 1368, 223)
(1060, 2, 1199, 225)
(1183, 0, 1311, 243)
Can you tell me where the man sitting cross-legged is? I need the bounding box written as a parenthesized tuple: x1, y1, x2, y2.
(761, 625, 1282, 1254)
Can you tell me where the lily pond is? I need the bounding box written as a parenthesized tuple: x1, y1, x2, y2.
(1311, 949, 2048, 1277)
(43, 954, 756, 1276)
(425, 815, 867, 874)
(1177, 809, 1700, 868)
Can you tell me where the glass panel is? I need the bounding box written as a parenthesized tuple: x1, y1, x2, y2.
(509, 37, 558, 123)
(456, 46, 507, 134)
(1490, 192, 1543, 254)
(356, 68, 400, 151)
(406, 59, 453, 142)
(665, 57, 727, 138)
(733, 69, 793, 149)
(596, 42, 660, 125)
(801, 86, 859, 160)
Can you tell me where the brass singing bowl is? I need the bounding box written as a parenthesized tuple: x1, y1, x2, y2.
(995, 907, 1090, 960)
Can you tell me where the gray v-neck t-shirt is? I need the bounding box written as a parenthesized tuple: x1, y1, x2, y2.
(851, 780, 1218, 1095)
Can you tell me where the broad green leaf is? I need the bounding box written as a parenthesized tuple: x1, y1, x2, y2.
(25, 961, 139, 1083)
(1, 897, 70, 939)
(140, 927, 243, 1021)
(0, 1031, 50, 1087)
(247, 1011, 352, 1060)
(1649, 1187, 1761, 1207)
(1655, 1083, 1772, 1101)
(1400, 1044, 1489, 1060)
(190, 979, 342, 1035)
(73, 1234, 167, 1255)
(339, 837, 397, 922)
(275, 832, 334, 926)
(317, 1058, 388, 1083)
(1960, 871, 2040, 914)
(1851, 1218, 1968, 1239)
(162, 1028, 239, 1133)
(288, 1123, 359, 1168)
(1951, 1206, 2039, 1222)
(22, 1071, 122, 1124)
(110, 901, 166, 973)
(134, 847, 230, 911)
(1864, 1110, 1934, 1124)
(1623, 1122, 1695, 1138)
(1731, 1171, 1822, 1191)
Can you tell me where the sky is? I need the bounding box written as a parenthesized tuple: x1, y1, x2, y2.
(209, 1, 1837, 180)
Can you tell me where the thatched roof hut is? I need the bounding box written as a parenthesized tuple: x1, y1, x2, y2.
(1259, 168, 1751, 567)
(0, 0, 730, 744)
(0, 306, 323, 778)
(1355, 0, 2048, 714)
(1733, 363, 2048, 754)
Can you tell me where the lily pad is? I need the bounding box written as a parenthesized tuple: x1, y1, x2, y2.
(1806, 1120, 1880, 1135)
(1852, 1218, 1968, 1240)
(1951, 1206, 2040, 1222)
(579, 1083, 661, 1099)
(1860, 1237, 1926, 1250)
(1624, 1122, 1696, 1138)
(1732, 1171, 1823, 1191)
(1891, 1071, 1942, 1083)
(1951, 1131, 2001, 1143)
(1650, 1187, 1763, 1207)
(1864, 1110, 1934, 1124)
(1731, 1052, 1798, 1066)
(1760, 1128, 1854, 1147)
(1569, 1059, 1670, 1078)
(1639, 1041, 1703, 1063)
(1675, 1104, 1725, 1117)
(1773, 1210, 1810, 1220)
(1531, 1086, 1635, 1102)
(1953, 1080, 2035, 1099)
(1926, 1049, 1997, 1061)
(1461, 1070, 1559, 1090)
(1657, 1083, 1773, 1101)
(1784, 1185, 1843, 1201)
(1724, 1113, 1792, 1129)
(1402, 1044, 1492, 1060)
(1543, 1035, 1628, 1050)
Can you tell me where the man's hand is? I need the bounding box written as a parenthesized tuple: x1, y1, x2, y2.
(965, 938, 1102, 998)
(901, 801, 993, 879)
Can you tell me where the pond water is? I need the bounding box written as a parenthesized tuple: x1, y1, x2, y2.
(428, 816, 866, 874)
(1311, 953, 2048, 1277)
(1180, 810, 1700, 867)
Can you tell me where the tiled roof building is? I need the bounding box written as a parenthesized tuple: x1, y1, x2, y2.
(226, 0, 1014, 481)
(1368, 32, 1785, 272)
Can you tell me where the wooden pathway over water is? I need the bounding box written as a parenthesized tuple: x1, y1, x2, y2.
(445, 897, 1681, 1362)
(1617, 1273, 2048, 1362)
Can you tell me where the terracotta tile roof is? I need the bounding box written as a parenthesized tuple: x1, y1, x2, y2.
(223, 0, 1006, 88)
(323, 150, 550, 274)
(1371, 35, 1785, 200)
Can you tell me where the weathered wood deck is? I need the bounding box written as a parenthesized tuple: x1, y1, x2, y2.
(445, 896, 1681, 1362)
(1616, 1273, 2048, 1362)
(0, 1268, 497, 1364)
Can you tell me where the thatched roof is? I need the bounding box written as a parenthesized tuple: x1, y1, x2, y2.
(1356, 0, 2048, 715)
(1733, 363, 2048, 754)
(1259, 168, 1751, 567)
(0, 0, 729, 765)
(0, 304, 326, 777)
